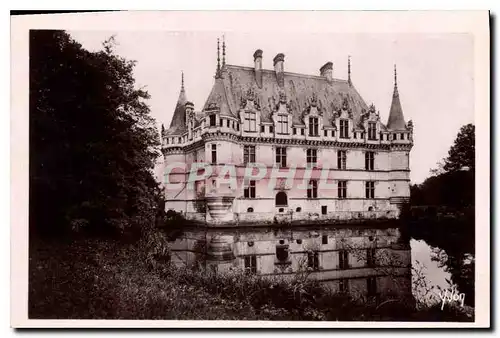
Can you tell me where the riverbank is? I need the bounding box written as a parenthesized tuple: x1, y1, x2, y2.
(29, 235, 473, 321)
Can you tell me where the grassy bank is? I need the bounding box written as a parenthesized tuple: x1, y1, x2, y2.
(29, 235, 473, 321)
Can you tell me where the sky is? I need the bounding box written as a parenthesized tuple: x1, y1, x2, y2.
(68, 30, 474, 184)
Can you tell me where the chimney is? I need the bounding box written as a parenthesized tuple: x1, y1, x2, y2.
(253, 49, 263, 88)
(320, 62, 333, 83)
(273, 53, 285, 87)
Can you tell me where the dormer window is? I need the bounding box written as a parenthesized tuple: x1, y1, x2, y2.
(277, 115, 288, 134)
(244, 111, 256, 132)
(340, 119, 349, 138)
(209, 114, 216, 127)
(368, 122, 377, 140)
(309, 117, 319, 136)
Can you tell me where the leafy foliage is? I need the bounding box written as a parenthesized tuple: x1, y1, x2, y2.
(411, 124, 475, 208)
(443, 124, 475, 173)
(29, 30, 162, 237)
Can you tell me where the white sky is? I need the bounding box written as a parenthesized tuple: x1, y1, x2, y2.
(69, 30, 474, 184)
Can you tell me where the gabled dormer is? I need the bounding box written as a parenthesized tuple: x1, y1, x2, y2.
(333, 96, 354, 140)
(239, 87, 261, 134)
(302, 93, 323, 138)
(271, 90, 292, 136)
(359, 103, 383, 142)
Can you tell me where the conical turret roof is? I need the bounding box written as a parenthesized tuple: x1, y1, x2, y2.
(165, 74, 188, 135)
(386, 65, 407, 130)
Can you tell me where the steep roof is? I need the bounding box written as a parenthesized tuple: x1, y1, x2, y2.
(165, 84, 188, 135)
(386, 67, 407, 130)
(204, 65, 370, 126)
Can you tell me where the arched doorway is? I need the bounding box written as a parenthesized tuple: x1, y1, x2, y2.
(275, 191, 288, 207)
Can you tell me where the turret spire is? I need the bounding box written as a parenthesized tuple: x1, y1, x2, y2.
(222, 35, 226, 67)
(393, 64, 398, 96)
(167, 71, 188, 133)
(216, 38, 221, 78)
(387, 64, 406, 130)
(348, 55, 352, 86)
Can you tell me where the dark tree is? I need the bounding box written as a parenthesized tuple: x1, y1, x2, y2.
(443, 123, 475, 173)
(30, 30, 161, 237)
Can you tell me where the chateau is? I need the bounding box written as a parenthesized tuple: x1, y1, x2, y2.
(161, 41, 413, 226)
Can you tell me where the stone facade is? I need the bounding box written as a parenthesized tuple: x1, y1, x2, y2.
(161, 44, 413, 226)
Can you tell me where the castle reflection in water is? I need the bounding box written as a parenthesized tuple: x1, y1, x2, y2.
(169, 223, 412, 300)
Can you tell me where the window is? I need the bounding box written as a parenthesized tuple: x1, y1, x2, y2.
(309, 117, 319, 136)
(321, 206, 327, 215)
(209, 114, 216, 126)
(339, 279, 349, 293)
(226, 119, 230, 128)
(401, 133, 405, 140)
(368, 122, 377, 140)
(331, 130, 335, 137)
(276, 147, 287, 168)
(269, 126, 274, 133)
(308, 251, 319, 270)
(260, 125, 265, 133)
(307, 180, 318, 199)
(339, 250, 349, 269)
(324, 129, 328, 137)
(275, 191, 288, 207)
(236, 123, 240, 131)
(244, 180, 256, 199)
(244, 111, 256, 132)
(244, 256, 257, 274)
(337, 150, 347, 170)
(211, 144, 217, 164)
(367, 277, 377, 296)
(220, 118, 223, 127)
(276, 245, 289, 262)
(277, 115, 288, 134)
(366, 248, 376, 267)
(293, 128, 296, 135)
(247, 207, 254, 213)
(338, 180, 347, 199)
(365, 151, 375, 171)
(243, 145, 256, 164)
(365, 181, 375, 199)
(301, 128, 305, 136)
(340, 119, 349, 138)
(306, 148, 317, 167)
(322, 234, 328, 244)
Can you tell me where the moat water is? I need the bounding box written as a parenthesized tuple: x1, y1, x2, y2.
(167, 222, 473, 304)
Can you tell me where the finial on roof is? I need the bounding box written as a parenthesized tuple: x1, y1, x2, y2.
(216, 38, 221, 78)
(394, 64, 399, 96)
(222, 35, 226, 67)
(181, 71, 185, 91)
(348, 55, 352, 86)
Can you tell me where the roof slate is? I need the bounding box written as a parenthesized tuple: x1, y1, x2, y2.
(386, 87, 407, 130)
(165, 62, 404, 135)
